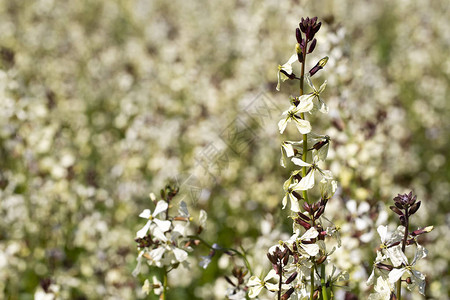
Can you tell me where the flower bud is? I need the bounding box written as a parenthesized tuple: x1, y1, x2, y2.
(406, 277, 412, 284)
(281, 287, 295, 300)
(296, 28, 302, 43)
(389, 206, 404, 216)
(309, 56, 329, 77)
(285, 272, 298, 284)
(296, 43, 302, 55)
(298, 212, 311, 221)
(410, 226, 434, 236)
(409, 201, 421, 215)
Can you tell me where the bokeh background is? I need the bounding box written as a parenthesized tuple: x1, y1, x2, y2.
(0, 0, 449, 299)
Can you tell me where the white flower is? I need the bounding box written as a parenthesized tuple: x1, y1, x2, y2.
(278, 97, 314, 134)
(148, 226, 189, 266)
(282, 170, 302, 212)
(290, 151, 334, 192)
(304, 74, 328, 113)
(286, 227, 320, 257)
(388, 245, 428, 295)
(247, 269, 279, 298)
(376, 225, 405, 266)
(142, 276, 163, 296)
(368, 276, 393, 300)
(136, 200, 171, 238)
(276, 54, 298, 91)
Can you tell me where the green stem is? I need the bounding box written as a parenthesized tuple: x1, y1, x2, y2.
(321, 264, 329, 300)
(310, 264, 315, 300)
(300, 45, 310, 205)
(162, 267, 168, 300)
(397, 208, 409, 300)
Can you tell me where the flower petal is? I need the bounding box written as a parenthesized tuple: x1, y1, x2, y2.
(153, 218, 171, 233)
(292, 170, 315, 191)
(294, 118, 312, 134)
(388, 268, 406, 284)
(153, 200, 169, 216)
(136, 221, 151, 238)
(139, 209, 152, 219)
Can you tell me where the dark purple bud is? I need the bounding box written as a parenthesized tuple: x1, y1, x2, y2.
(281, 287, 295, 300)
(313, 22, 322, 35)
(303, 202, 312, 213)
(389, 206, 404, 216)
(300, 21, 306, 33)
(267, 253, 277, 265)
(311, 17, 318, 24)
(298, 212, 311, 221)
(406, 277, 412, 284)
(295, 218, 312, 230)
(306, 26, 312, 40)
(308, 38, 317, 53)
(395, 201, 404, 209)
(315, 206, 325, 218)
(409, 201, 421, 215)
(296, 28, 302, 43)
(285, 272, 298, 284)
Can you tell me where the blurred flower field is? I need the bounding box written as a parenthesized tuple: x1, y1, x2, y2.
(0, 0, 449, 299)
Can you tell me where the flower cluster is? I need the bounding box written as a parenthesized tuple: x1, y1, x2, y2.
(133, 185, 207, 297)
(248, 17, 345, 300)
(367, 192, 433, 299)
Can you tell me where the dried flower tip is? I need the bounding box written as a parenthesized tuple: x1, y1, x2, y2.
(406, 277, 412, 284)
(313, 289, 320, 300)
